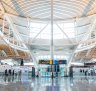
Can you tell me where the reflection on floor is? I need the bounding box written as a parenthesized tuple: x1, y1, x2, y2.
(0, 76, 96, 91)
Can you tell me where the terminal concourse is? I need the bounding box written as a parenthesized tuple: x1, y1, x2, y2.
(0, 0, 96, 91)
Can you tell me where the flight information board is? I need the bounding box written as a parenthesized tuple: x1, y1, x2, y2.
(39, 60, 67, 65)
(54, 60, 67, 64)
(39, 60, 50, 64)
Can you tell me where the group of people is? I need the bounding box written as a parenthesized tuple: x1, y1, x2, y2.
(4, 70, 22, 82)
(80, 69, 96, 76)
(5, 69, 15, 76)
(4, 69, 22, 76)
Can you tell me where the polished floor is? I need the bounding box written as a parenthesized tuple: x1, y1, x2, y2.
(0, 76, 96, 91)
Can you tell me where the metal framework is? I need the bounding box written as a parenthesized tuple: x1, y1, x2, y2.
(0, 0, 96, 21)
(55, 22, 73, 43)
(31, 23, 49, 42)
(0, 0, 96, 68)
(0, 1, 31, 60)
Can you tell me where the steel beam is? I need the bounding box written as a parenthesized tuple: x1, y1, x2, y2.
(55, 22, 73, 43)
(50, 0, 54, 60)
(31, 23, 49, 42)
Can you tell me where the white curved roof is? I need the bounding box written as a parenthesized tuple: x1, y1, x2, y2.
(0, 0, 96, 59)
(1, 0, 96, 20)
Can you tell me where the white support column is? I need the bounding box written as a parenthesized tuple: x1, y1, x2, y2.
(31, 51, 38, 68)
(50, 0, 54, 78)
(74, 20, 78, 43)
(50, 0, 54, 61)
(8, 25, 11, 42)
(27, 17, 30, 44)
(0, 1, 5, 14)
(67, 45, 78, 70)
(2, 16, 5, 33)
(66, 52, 75, 76)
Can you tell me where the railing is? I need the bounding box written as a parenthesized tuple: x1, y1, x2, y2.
(0, 26, 30, 59)
(0, 22, 28, 51)
(76, 38, 96, 52)
(75, 17, 96, 52)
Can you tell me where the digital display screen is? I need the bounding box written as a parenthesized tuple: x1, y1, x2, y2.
(39, 60, 67, 64)
(39, 60, 50, 64)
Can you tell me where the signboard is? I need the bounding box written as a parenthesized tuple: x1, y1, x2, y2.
(39, 60, 67, 65)
(50, 60, 52, 65)
(84, 62, 96, 66)
(39, 60, 50, 64)
(56, 60, 67, 64)
(53, 60, 56, 65)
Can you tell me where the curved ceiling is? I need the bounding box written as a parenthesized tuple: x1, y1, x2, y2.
(1, 0, 96, 20)
(0, 0, 96, 61)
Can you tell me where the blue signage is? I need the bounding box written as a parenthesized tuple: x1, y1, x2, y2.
(53, 60, 56, 64)
(56, 60, 67, 64)
(53, 60, 67, 64)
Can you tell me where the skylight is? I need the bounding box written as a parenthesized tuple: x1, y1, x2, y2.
(30, 22, 75, 39)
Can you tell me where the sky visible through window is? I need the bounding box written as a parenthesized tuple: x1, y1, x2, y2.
(30, 22, 75, 39)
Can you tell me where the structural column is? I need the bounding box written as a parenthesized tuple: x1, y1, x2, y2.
(50, 0, 54, 78)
